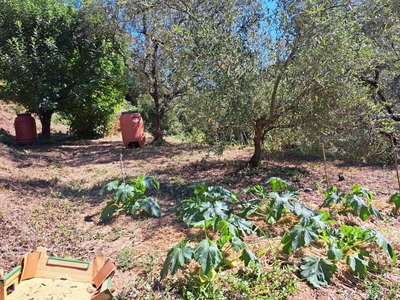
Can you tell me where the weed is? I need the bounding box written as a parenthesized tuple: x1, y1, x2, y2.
(225, 261, 299, 299)
(362, 275, 399, 300)
(107, 227, 128, 241)
(93, 232, 105, 240)
(116, 247, 136, 271)
(117, 277, 170, 300)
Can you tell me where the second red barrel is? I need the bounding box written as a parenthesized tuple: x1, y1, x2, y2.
(120, 111, 145, 148)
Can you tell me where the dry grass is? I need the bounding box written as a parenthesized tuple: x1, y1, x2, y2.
(1, 101, 400, 299)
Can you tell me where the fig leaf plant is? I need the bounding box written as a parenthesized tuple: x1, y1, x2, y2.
(160, 182, 260, 280)
(240, 177, 396, 288)
(99, 175, 161, 222)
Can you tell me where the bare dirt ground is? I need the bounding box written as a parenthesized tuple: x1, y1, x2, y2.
(1, 101, 400, 299)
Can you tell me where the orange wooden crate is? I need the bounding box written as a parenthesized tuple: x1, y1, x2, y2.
(0, 247, 116, 300)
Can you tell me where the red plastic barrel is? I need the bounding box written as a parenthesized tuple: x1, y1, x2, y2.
(120, 111, 145, 148)
(14, 113, 37, 146)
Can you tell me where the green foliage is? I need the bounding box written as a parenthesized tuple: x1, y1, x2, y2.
(300, 257, 337, 288)
(223, 262, 299, 300)
(321, 185, 383, 221)
(368, 229, 397, 264)
(347, 253, 368, 275)
(281, 215, 326, 255)
(194, 239, 223, 275)
(241, 177, 315, 224)
(160, 240, 193, 279)
(99, 175, 160, 222)
(160, 182, 259, 281)
(389, 192, 400, 216)
(0, 0, 127, 139)
(242, 177, 396, 288)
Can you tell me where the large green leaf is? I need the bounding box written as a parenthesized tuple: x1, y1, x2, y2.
(346, 253, 368, 275)
(99, 180, 120, 197)
(368, 204, 383, 220)
(291, 203, 318, 221)
(308, 213, 330, 230)
(300, 256, 337, 288)
(266, 177, 293, 192)
(201, 200, 229, 220)
(265, 190, 297, 223)
(240, 248, 260, 271)
(389, 192, 400, 210)
(190, 182, 208, 196)
(160, 240, 193, 279)
(127, 201, 141, 216)
(194, 239, 222, 275)
(282, 222, 319, 254)
(239, 199, 262, 217)
(228, 215, 257, 236)
(140, 175, 160, 190)
(114, 183, 135, 203)
(345, 194, 371, 221)
(216, 233, 232, 249)
(230, 236, 245, 252)
(99, 202, 119, 222)
(205, 186, 238, 203)
(327, 243, 343, 261)
(368, 229, 397, 264)
(352, 185, 374, 201)
(140, 197, 161, 217)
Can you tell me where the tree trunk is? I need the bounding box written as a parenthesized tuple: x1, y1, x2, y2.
(152, 107, 165, 145)
(249, 118, 274, 167)
(39, 109, 53, 140)
(249, 123, 264, 167)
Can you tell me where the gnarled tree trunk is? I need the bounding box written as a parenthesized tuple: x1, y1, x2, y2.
(249, 123, 264, 167)
(152, 104, 165, 145)
(249, 118, 274, 167)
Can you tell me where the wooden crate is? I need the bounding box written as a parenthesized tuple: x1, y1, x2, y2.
(0, 247, 116, 300)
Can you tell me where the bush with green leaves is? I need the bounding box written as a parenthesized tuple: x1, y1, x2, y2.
(99, 175, 161, 222)
(160, 182, 260, 281)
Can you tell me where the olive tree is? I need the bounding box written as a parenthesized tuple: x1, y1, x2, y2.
(116, 0, 191, 144)
(357, 0, 400, 151)
(183, 0, 387, 165)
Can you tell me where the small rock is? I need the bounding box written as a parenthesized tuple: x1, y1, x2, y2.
(304, 188, 313, 192)
(338, 174, 345, 181)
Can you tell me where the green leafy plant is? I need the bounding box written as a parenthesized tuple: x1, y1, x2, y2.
(282, 213, 329, 254)
(160, 182, 260, 281)
(240, 177, 314, 224)
(99, 175, 161, 222)
(245, 178, 397, 288)
(388, 192, 400, 216)
(321, 185, 382, 221)
(293, 217, 397, 287)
